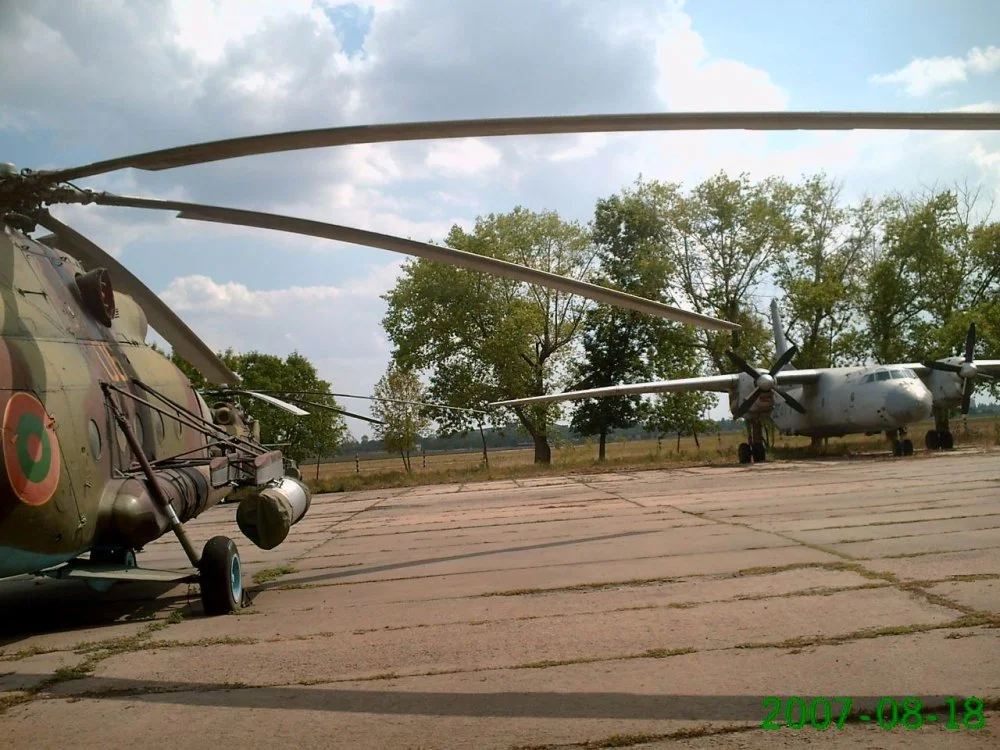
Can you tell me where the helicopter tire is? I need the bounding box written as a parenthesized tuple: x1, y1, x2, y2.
(738, 442, 752, 464)
(90, 547, 137, 568)
(199, 536, 243, 616)
(941, 431, 954, 450)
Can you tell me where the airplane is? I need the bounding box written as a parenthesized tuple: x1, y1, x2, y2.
(491, 299, 1000, 464)
(2, 111, 997, 616)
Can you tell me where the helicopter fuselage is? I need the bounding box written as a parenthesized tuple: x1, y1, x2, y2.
(0, 224, 216, 578)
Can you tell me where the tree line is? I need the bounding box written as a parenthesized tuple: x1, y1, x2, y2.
(380, 171, 1000, 464)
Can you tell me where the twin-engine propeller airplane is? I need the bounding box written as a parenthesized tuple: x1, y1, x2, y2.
(492, 300, 1000, 464)
(2, 111, 998, 615)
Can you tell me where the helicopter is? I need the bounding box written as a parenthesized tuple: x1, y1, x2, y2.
(1, 111, 997, 616)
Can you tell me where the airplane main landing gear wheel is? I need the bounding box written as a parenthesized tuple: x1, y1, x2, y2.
(902, 439, 914, 456)
(199, 536, 243, 616)
(893, 440, 904, 456)
(738, 442, 752, 464)
(751, 441, 766, 463)
(925, 429, 954, 450)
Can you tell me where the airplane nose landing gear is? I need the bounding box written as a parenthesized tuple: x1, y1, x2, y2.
(888, 428, 914, 456)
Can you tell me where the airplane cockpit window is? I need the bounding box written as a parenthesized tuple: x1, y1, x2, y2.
(876, 370, 891, 381)
(890, 369, 906, 379)
(862, 373, 875, 384)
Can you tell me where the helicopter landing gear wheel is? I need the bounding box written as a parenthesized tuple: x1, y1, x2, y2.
(90, 547, 137, 568)
(199, 536, 243, 616)
(738, 442, 752, 464)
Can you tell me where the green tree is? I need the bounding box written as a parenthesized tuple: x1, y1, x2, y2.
(670, 172, 797, 372)
(371, 365, 432, 472)
(570, 179, 676, 461)
(775, 174, 880, 368)
(171, 349, 347, 463)
(640, 336, 717, 450)
(857, 188, 974, 363)
(382, 206, 596, 464)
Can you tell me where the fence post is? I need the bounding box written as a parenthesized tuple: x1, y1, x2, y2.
(355, 453, 360, 474)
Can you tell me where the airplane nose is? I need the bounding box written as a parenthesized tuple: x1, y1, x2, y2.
(886, 387, 933, 423)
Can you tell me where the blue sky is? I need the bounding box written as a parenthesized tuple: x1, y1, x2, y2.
(2, 0, 998, 431)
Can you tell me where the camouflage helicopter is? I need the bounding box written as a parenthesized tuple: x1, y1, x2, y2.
(1, 111, 997, 616)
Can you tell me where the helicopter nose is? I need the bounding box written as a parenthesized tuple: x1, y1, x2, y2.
(885, 387, 933, 423)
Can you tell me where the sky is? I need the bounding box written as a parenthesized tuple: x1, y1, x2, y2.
(2, 0, 999, 434)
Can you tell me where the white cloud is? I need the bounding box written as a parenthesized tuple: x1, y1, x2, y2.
(872, 45, 1000, 97)
(650, 10, 788, 111)
(157, 264, 404, 430)
(424, 138, 502, 176)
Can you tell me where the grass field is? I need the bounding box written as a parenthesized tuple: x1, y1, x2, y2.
(302, 414, 1000, 493)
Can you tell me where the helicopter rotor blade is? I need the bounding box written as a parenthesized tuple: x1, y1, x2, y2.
(219, 389, 310, 416)
(36, 111, 1000, 183)
(35, 210, 240, 386)
(84, 193, 738, 331)
(288, 398, 385, 425)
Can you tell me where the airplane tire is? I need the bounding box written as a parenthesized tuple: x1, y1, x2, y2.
(738, 443, 752, 464)
(893, 440, 903, 456)
(925, 430, 941, 450)
(941, 431, 954, 450)
(902, 439, 914, 456)
(751, 442, 766, 463)
(199, 536, 243, 616)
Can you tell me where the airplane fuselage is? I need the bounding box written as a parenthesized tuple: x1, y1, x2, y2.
(740, 365, 934, 438)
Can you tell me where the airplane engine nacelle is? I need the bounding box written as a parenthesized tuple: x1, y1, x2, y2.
(922, 366, 965, 408)
(730, 372, 774, 416)
(236, 476, 312, 550)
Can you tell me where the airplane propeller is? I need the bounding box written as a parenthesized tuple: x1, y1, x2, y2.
(726, 346, 806, 419)
(922, 322, 994, 414)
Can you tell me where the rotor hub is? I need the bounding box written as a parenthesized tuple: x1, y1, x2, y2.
(756, 373, 775, 391)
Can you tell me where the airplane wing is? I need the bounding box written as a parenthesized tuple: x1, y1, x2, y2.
(490, 368, 823, 408)
(902, 361, 1000, 377)
(490, 374, 739, 408)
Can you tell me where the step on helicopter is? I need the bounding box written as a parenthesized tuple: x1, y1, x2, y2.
(2, 110, 997, 615)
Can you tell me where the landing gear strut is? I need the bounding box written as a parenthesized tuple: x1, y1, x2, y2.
(888, 428, 913, 457)
(739, 420, 767, 464)
(925, 409, 954, 450)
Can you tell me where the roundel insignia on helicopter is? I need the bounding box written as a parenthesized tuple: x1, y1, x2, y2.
(2, 391, 61, 506)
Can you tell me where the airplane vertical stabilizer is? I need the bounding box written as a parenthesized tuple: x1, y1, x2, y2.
(770, 299, 794, 370)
